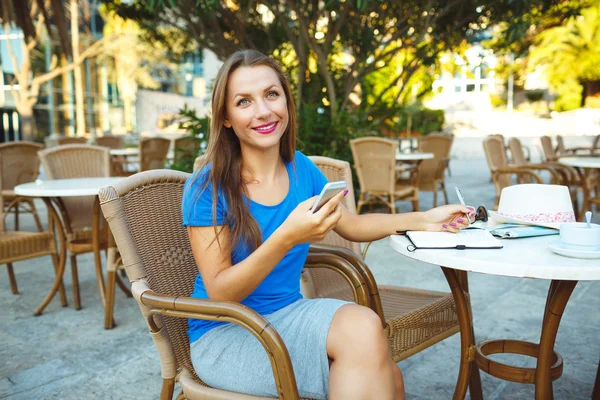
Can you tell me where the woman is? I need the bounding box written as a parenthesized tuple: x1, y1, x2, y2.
(182, 49, 472, 400)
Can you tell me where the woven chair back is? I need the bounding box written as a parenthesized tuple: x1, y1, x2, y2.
(0, 141, 43, 192)
(483, 136, 511, 191)
(508, 138, 527, 166)
(173, 136, 199, 166)
(349, 137, 397, 194)
(306, 156, 361, 302)
(556, 135, 567, 156)
(57, 136, 87, 145)
(39, 144, 110, 232)
(99, 170, 197, 379)
(540, 136, 556, 162)
(593, 134, 600, 150)
(96, 136, 123, 150)
(417, 134, 453, 189)
(140, 137, 171, 171)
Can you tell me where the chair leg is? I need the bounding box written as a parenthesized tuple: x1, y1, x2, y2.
(14, 204, 20, 231)
(7, 263, 18, 294)
(104, 269, 117, 329)
(390, 196, 396, 214)
(70, 254, 82, 310)
(51, 253, 68, 307)
(160, 378, 176, 400)
(433, 190, 438, 208)
(442, 183, 449, 205)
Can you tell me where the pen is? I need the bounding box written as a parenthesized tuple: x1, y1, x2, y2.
(454, 187, 473, 223)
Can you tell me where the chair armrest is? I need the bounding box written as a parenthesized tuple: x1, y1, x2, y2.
(308, 244, 385, 327)
(132, 280, 300, 400)
(304, 249, 370, 307)
(494, 167, 543, 183)
(521, 163, 562, 183)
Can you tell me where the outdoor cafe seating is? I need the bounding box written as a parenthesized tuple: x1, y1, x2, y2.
(350, 137, 419, 213)
(0, 141, 44, 231)
(414, 133, 453, 208)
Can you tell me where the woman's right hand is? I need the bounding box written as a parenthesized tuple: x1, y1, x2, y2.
(278, 190, 346, 246)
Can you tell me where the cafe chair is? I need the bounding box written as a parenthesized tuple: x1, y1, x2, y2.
(555, 135, 596, 156)
(0, 141, 44, 232)
(509, 137, 579, 218)
(140, 137, 171, 171)
(38, 144, 129, 315)
(415, 133, 453, 208)
(96, 136, 124, 149)
(56, 136, 88, 145)
(308, 155, 469, 364)
(0, 159, 67, 310)
(173, 136, 200, 167)
(483, 136, 544, 209)
(350, 137, 419, 214)
(98, 169, 370, 400)
(541, 135, 599, 214)
(96, 136, 126, 176)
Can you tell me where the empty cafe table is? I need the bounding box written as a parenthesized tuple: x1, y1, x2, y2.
(389, 234, 600, 400)
(14, 178, 123, 315)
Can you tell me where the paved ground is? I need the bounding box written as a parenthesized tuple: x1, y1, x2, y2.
(2, 142, 600, 399)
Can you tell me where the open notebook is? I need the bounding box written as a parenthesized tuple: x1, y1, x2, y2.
(406, 229, 503, 250)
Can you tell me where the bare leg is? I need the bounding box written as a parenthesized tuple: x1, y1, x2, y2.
(327, 304, 405, 400)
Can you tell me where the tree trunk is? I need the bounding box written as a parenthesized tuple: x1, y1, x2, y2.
(16, 104, 37, 141)
(72, 0, 86, 136)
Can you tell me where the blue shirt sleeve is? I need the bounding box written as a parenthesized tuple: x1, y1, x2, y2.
(182, 166, 227, 227)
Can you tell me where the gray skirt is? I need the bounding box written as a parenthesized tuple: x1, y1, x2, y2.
(190, 298, 350, 399)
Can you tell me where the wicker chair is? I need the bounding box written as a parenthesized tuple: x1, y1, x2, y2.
(416, 134, 453, 208)
(38, 144, 112, 310)
(307, 155, 470, 362)
(483, 136, 543, 209)
(98, 169, 370, 400)
(0, 159, 67, 311)
(140, 137, 171, 171)
(0, 141, 43, 231)
(56, 136, 87, 145)
(350, 137, 419, 214)
(96, 136, 123, 149)
(173, 136, 200, 167)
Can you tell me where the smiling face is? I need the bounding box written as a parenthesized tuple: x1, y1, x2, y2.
(224, 65, 289, 154)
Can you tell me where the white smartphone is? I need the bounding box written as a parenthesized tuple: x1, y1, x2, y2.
(311, 181, 347, 213)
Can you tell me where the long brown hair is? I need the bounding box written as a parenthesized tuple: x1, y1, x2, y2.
(195, 49, 297, 253)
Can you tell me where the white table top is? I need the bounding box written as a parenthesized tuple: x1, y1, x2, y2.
(558, 156, 600, 169)
(395, 152, 434, 161)
(389, 234, 600, 281)
(109, 148, 138, 156)
(14, 178, 123, 197)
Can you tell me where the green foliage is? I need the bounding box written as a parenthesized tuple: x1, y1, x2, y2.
(525, 89, 545, 103)
(528, 3, 600, 110)
(169, 105, 210, 173)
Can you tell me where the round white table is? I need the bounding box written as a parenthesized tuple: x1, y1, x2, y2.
(558, 156, 600, 219)
(559, 156, 600, 169)
(395, 151, 434, 161)
(389, 234, 600, 400)
(14, 178, 124, 318)
(109, 148, 138, 157)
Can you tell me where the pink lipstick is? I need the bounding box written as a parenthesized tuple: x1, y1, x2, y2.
(252, 121, 278, 134)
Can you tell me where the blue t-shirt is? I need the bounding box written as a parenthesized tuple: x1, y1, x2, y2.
(182, 151, 328, 343)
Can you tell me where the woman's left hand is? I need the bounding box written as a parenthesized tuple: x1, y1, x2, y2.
(421, 204, 475, 233)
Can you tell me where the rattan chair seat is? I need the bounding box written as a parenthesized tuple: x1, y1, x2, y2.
(0, 231, 55, 262)
(379, 286, 461, 362)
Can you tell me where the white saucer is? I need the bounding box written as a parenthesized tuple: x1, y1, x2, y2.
(546, 239, 600, 259)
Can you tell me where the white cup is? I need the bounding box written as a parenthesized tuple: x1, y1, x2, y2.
(559, 222, 600, 247)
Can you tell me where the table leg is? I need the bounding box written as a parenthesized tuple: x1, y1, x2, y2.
(593, 360, 600, 400)
(535, 280, 577, 400)
(92, 197, 107, 309)
(456, 270, 484, 400)
(34, 198, 68, 315)
(442, 267, 477, 400)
